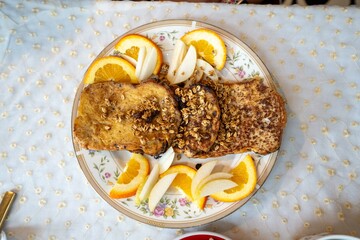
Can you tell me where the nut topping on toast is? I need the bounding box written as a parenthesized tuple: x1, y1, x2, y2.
(74, 77, 286, 158)
(172, 84, 221, 158)
(192, 78, 287, 158)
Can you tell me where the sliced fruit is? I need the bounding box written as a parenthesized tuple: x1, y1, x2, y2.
(135, 176, 147, 206)
(181, 28, 226, 70)
(135, 46, 146, 79)
(158, 147, 175, 174)
(160, 165, 196, 201)
(160, 164, 207, 210)
(211, 154, 257, 202)
(196, 59, 218, 81)
(119, 53, 137, 66)
(114, 34, 163, 74)
(191, 160, 217, 198)
(148, 173, 178, 212)
(167, 40, 187, 82)
(193, 63, 204, 82)
(173, 45, 197, 84)
(194, 172, 233, 200)
(138, 163, 160, 202)
(199, 179, 237, 198)
(110, 153, 150, 199)
(83, 56, 137, 84)
(138, 47, 158, 81)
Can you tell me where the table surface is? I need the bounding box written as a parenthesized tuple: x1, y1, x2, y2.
(0, 1, 359, 240)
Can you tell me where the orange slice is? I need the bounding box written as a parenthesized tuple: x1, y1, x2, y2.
(211, 155, 257, 202)
(110, 153, 150, 199)
(83, 56, 137, 84)
(160, 164, 207, 210)
(181, 28, 226, 70)
(114, 34, 163, 75)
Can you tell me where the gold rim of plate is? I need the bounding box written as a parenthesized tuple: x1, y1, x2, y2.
(71, 19, 279, 228)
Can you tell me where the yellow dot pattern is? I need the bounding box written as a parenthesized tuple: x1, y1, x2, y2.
(0, 1, 359, 239)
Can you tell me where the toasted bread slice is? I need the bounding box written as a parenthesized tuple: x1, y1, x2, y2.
(193, 78, 286, 158)
(73, 81, 181, 156)
(172, 84, 221, 158)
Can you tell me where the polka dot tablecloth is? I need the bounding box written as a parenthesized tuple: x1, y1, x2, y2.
(0, 1, 359, 239)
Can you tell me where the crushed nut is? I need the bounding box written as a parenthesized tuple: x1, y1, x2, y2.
(172, 84, 220, 156)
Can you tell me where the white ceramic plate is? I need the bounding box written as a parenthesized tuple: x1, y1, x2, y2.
(71, 19, 278, 228)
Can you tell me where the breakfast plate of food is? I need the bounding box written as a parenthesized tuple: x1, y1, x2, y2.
(71, 19, 286, 228)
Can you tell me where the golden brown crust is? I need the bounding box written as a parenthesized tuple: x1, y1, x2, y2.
(172, 84, 221, 158)
(74, 76, 286, 158)
(193, 78, 287, 158)
(73, 80, 181, 156)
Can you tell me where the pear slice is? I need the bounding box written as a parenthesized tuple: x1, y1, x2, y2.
(173, 45, 197, 84)
(167, 40, 186, 83)
(198, 179, 237, 198)
(135, 176, 147, 206)
(192, 63, 204, 82)
(119, 53, 137, 66)
(138, 163, 160, 202)
(158, 147, 175, 174)
(139, 47, 158, 81)
(194, 172, 233, 200)
(191, 160, 217, 198)
(148, 173, 178, 212)
(135, 46, 146, 79)
(196, 59, 218, 81)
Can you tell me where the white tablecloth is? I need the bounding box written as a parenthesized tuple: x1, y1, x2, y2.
(0, 1, 359, 239)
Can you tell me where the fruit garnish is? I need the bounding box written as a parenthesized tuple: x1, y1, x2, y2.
(119, 53, 137, 66)
(83, 56, 137, 84)
(137, 46, 158, 82)
(198, 179, 237, 198)
(193, 172, 232, 200)
(135, 147, 177, 206)
(148, 173, 178, 212)
(193, 63, 204, 82)
(137, 163, 160, 203)
(196, 58, 218, 81)
(114, 34, 163, 75)
(161, 164, 207, 210)
(172, 45, 197, 84)
(181, 28, 226, 70)
(211, 154, 257, 202)
(167, 40, 187, 83)
(191, 160, 217, 198)
(135, 46, 146, 79)
(158, 147, 175, 174)
(109, 153, 150, 198)
(135, 176, 147, 206)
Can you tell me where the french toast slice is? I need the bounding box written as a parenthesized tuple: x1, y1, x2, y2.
(73, 81, 181, 156)
(172, 84, 221, 158)
(193, 78, 286, 158)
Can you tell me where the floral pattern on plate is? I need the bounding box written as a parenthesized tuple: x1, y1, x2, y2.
(73, 19, 277, 228)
